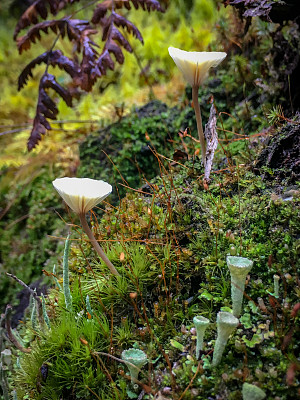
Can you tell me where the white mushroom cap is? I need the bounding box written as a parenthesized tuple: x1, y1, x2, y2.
(168, 46, 226, 87)
(52, 177, 112, 215)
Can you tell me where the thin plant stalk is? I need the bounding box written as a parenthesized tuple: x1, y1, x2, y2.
(63, 235, 73, 311)
(79, 213, 119, 276)
(192, 84, 206, 166)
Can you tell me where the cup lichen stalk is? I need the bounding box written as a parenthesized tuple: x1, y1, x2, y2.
(227, 256, 253, 317)
(212, 311, 239, 366)
(53, 177, 119, 276)
(121, 348, 147, 383)
(193, 316, 210, 359)
(168, 47, 226, 165)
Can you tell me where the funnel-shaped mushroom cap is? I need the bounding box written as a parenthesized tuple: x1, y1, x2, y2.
(217, 311, 239, 334)
(53, 177, 112, 215)
(242, 383, 266, 400)
(168, 47, 226, 87)
(227, 256, 253, 278)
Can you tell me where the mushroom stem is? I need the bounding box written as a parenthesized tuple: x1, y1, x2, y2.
(192, 85, 206, 166)
(79, 213, 119, 276)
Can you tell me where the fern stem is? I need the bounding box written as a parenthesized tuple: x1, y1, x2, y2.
(79, 213, 119, 276)
(192, 85, 206, 166)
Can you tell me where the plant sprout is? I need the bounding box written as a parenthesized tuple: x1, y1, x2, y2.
(53, 177, 119, 276)
(193, 315, 210, 359)
(121, 348, 147, 383)
(168, 46, 226, 165)
(212, 311, 239, 366)
(227, 256, 253, 317)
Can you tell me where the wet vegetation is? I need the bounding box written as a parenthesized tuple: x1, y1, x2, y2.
(0, 0, 299, 399)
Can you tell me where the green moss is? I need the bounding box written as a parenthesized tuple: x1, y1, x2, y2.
(11, 161, 300, 399)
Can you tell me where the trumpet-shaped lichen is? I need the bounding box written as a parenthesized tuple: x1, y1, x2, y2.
(212, 311, 239, 366)
(193, 315, 210, 359)
(121, 348, 147, 383)
(227, 256, 253, 317)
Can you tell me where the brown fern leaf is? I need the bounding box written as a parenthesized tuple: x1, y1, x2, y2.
(17, 19, 68, 53)
(107, 12, 143, 43)
(16, 19, 94, 54)
(106, 41, 125, 64)
(131, 0, 164, 11)
(92, 1, 132, 24)
(103, 25, 133, 52)
(14, 0, 80, 40)
(28, 72, 72, 151)
(92, 0, 163, 24)
(131, 0, 164, 12)
(18, 50, 79, 90)
(97, 48, 115, 74)
(66, 19, 96, 44)
(87, 40, 124, 84)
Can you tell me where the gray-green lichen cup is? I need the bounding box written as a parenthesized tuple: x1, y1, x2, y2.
(193, 316, 210, 359)
(121, 348, 147, 383)
(212, 311, 239, 366)
(227, 256, 253, 317)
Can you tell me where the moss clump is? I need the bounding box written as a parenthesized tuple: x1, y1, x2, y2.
(11, 159, 300, 399)
(78, 100, 188, 203)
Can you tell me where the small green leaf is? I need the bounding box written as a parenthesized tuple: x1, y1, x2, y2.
(127, 389, 138, 399)
(199, 290, 213, 301)
(240, 313, 252, 329)
(170, 339, 184, 352)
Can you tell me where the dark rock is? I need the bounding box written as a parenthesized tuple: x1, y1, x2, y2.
(254, 117, 300, 184)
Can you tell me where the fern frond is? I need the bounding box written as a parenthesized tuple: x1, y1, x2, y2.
(28, 72, 72, 150)
(14, 0, 80, 39)
(18, 50, 79, 90)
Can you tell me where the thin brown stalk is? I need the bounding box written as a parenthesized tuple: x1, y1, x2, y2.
(79, 213, 119, 276)
(192, 85, 206, 165)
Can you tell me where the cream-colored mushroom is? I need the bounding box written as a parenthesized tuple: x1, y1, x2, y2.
(168, 47, 226, 166)
(53, 177, 119, 276)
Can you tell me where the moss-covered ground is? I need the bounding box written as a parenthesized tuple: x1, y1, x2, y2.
(11, 148, 300, 398)
(1, 1, 300, 399)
